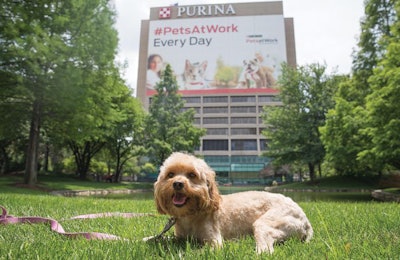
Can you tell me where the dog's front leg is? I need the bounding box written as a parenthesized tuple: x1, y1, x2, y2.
(203, 233, 223, 250)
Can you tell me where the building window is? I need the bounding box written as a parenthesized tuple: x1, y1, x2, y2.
(258, 96, 273, 102)
(260, 139, 267, 150)
(194, 117, 201, 125)
(272, 96, 281, 102)
(203, 107, 228, 114)
(231, 128, 257, 135)
(231, 139, 257, 151)
(203, 140, 229, 151)
(203, 117, 228, 124)
(204, 155, 230, 163)
(231, 106, 256, 113)
(231, 117, 257, 124)
(206, 128, 229, 135)
(203, 96, 228, 103)
(182, 96, 201, 103)
(180, 107, 200, 113)
(231, 96, 256, 103)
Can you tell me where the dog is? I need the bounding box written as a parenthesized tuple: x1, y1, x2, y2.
(182, 60, 208, 89)
(240, 56, 275, 88)
(154, 152, 313, 254)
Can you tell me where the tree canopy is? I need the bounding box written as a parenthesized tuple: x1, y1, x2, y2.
(143, 64, 206, 167)
(262, 63, 339, 181)
(360, 3, 400, 170)
(0, 0, 137, 183)
(321, 0, 398, 176)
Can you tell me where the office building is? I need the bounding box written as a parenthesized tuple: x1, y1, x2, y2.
(137, 1, 296, 182)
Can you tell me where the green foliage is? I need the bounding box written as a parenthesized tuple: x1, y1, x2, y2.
(0, 0, 139, 182)
(143, 64, 206, 167)
(320, 79, 373, 175)
(352, 0, 396, 77)
(361, 6, 400, 169)
(321, 0, 398, 175)
(103, 86, 145, 181)
(262, 63, 339, 181)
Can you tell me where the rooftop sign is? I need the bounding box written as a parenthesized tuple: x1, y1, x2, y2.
(176, 4, 236, 17)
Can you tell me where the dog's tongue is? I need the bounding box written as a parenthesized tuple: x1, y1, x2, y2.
(173, 193, 187, 206)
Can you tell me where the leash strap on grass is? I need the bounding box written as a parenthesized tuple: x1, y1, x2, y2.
(157, 217, 176, 239)
(143, 217, 176, 242)
(0, 206, 151, 240)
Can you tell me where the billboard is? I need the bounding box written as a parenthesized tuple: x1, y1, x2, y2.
(146, 14, 287, 94)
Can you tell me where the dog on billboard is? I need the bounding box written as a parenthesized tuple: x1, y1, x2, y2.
(238, 53, 276, 88)
(153, 152, 313, 254)
(182, 60, 208, 89)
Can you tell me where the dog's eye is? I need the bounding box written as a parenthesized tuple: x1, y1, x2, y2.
(167, 172, 174, 178)
(188, 172, 196, 178)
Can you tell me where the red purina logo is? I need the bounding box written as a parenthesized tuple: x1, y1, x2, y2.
(159, 7, 171, 19)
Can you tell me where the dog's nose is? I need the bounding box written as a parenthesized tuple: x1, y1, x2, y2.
(173, 181, 184, 190)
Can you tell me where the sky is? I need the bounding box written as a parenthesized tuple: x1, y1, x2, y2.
(114, 0, 365, 91)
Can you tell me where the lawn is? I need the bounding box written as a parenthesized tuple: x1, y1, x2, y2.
(1, 175, 399, 259)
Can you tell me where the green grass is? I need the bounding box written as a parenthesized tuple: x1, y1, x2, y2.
(1, 175, 399, 259)
(0, 174, 153, 193)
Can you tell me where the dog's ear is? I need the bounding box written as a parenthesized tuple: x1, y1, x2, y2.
(154, 181, 166, 214)
(206, 171, 221, 211)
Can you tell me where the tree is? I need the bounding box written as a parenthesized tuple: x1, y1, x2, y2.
(321, 0, 397, 176)
(360, 3, 400, 170)
(262, 63, 338, 182)
(0, 0, 122, 184)
(105, 88, 145, 182)
(143, 64, 206, 167)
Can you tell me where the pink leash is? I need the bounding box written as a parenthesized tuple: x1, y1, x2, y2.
(0, 205, 151, 240)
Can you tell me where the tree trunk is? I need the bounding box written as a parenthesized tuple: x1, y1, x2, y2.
(43, 143, 50, 172)
(308, 162, 315, 182)
(0, 143, 10, 174)
(318, 163, 322, 178)
(24, 100, 41, 185)
(69, 140, 104, 180)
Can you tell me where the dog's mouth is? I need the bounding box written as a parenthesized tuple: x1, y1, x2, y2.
(172, 193, 188, 207)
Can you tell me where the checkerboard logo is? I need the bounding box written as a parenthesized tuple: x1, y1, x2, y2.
(159, 7, 171, 19)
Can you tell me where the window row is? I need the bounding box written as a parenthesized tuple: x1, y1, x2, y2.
(194, 117, 265, 125)
(206, 128, 258, 135)
(204, 155, 269, 164)
(181, 95, 279, 104)
(184, 106, 259, 114)
(202, 139, 267, 151)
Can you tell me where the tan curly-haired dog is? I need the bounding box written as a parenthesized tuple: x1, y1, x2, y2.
(154, 152, 313, 254)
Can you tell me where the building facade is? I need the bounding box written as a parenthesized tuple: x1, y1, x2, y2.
(137, 1, 296, 182)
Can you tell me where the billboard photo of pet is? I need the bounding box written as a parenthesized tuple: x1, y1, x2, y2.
(182, 60, 209, 90)
(238, 53, 276, 88)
